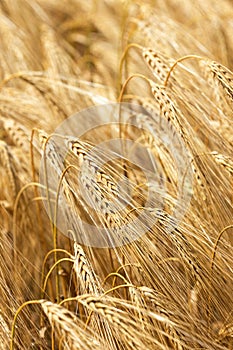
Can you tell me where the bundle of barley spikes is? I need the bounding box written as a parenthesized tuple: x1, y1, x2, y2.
(0, 1, 233, 349)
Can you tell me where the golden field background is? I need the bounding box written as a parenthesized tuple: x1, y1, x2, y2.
(0, 0, 233, 349)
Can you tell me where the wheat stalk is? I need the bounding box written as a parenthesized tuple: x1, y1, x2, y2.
(142, 48, 174, 83)
(73, 242, 100, 295)
(64, 137, 130, 236)
(156, 210, 201, 285)
(0, 140, 16, 208)
(148, 81, 189, 144)
(138, 286, 184, 350)
(77, 294, 168, 350)
(208, 61, 233, 100)
(1, 118, 29, 151)
(41, 300, 102, 350)
(66, 138, 119, 205)
(210, 151, 233, 175)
